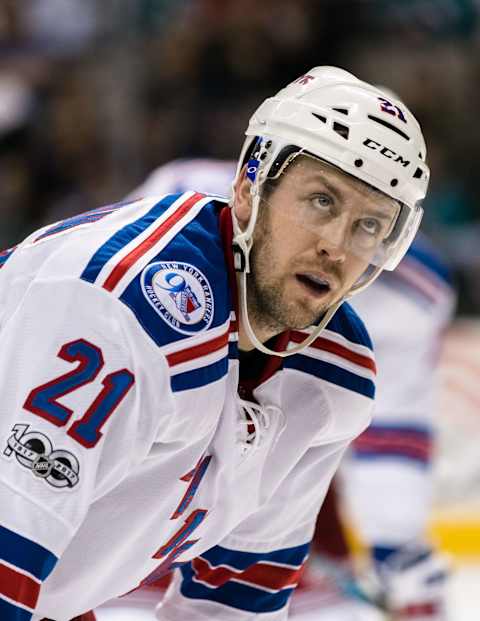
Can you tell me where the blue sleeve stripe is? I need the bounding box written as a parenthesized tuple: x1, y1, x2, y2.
(285, 355, 375, 399)
(0, 525, 57, 581)
(200, 542, 309, 570)
(171, 357, 228, 392)
(81, 193, 182, 284)
(180, 563, 292, 613)
(0, 597, 32, 621)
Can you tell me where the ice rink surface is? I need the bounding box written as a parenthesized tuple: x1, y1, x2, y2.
(95, 561, 480, 621)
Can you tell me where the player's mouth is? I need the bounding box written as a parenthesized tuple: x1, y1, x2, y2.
(295, 272, 333, 298)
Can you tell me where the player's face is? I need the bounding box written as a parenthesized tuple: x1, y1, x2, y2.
(235, 156, 399, 336)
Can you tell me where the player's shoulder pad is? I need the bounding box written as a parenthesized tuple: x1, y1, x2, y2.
(80, 191, 232, 352)
(283, 302, 376, 400)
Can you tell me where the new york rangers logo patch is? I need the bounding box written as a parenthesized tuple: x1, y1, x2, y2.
(141, 261, 214, 334)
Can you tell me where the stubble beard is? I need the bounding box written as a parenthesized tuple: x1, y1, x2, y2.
(246, 212, 325, 336)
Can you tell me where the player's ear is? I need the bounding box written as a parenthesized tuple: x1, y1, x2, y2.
(232, 165, 253, 230)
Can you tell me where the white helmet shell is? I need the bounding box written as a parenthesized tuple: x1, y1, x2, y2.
(235, 66, 429, 271)
(243, 66, 428, 208)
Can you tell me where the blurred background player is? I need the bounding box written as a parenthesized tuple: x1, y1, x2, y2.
(125, 156, 456, 621)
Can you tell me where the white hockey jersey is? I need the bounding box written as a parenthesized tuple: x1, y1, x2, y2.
(0, 193, 375, 620)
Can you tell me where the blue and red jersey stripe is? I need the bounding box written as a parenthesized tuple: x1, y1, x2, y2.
(81, 193, 203, 287)
(0, 524, 57, 619)
(285, 317, 376, 400)
(102, 193, 205, 292)
(180, 542, 309, 613)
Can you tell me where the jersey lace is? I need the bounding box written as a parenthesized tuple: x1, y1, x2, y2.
(236, 398, 285, 457)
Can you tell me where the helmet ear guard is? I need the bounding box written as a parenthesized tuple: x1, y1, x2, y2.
(231, 67, 429, 356)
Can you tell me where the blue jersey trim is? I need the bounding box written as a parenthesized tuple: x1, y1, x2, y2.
(201, 542, 309, 570)
(180, 564, 293, 613)
(171, 357, 228, 392)
(179, 542, 309, 613)
(0, 524, 57, 580)
(80, 193, 181, 284)
(0, 597, 32, 621)
(284, 355, 375, 399)
(325, 302, 374, 350)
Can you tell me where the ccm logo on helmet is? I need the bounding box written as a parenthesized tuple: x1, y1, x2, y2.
(363, 138, 410, 167)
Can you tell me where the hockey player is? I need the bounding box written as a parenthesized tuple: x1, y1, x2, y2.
(0, 67, 429, 621)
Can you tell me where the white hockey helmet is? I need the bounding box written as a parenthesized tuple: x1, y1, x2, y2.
(233, 66, 428, 271)
(232, 66, 429, 356)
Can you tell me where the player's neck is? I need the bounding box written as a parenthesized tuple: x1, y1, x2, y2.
(237, 307, 284, 352)
(235, 269, 290, 351)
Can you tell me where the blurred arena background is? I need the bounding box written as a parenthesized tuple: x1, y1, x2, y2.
(1, 0, 479, 617)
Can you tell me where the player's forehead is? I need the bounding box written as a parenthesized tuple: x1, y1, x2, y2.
(280, 154, 400, 213)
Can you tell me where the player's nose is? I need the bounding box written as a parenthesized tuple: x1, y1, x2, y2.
(315, 218, 349, 263)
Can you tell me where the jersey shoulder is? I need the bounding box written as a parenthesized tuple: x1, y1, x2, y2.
(2, 193, 232, 349)
(283, 302, 376, 400)
(77, 192, 232, 351)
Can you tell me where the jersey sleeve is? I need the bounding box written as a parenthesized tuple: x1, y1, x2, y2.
(0, 277, 170, 619)
(157, 438, 353, 621)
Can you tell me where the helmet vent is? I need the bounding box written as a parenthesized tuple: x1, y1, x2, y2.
(413, 167, 423, 179)
(332, 107, 349, 115)
(333, 122, 349, 140)
(312, 112, 327, 124)
(367, 115, 410, 141)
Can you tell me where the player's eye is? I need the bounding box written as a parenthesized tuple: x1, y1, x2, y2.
(358, 217, 382, 236)
(310, 193, 333, 211)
